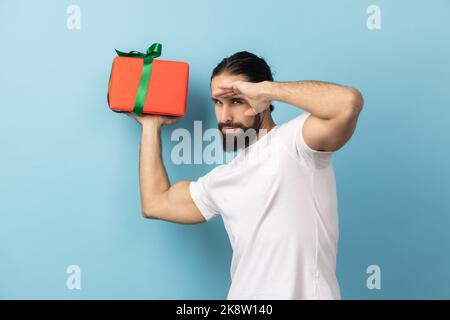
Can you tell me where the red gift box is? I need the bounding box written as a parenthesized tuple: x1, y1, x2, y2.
(107, 43, 189, 116)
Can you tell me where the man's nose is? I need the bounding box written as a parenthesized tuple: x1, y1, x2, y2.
(221, 104, 233, 123)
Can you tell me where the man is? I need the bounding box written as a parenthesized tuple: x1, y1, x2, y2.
(127, 51, 364, 299)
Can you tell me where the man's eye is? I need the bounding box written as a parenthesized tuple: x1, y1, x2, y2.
(232, 99, 242, 104)
(214, 100, 222, 105)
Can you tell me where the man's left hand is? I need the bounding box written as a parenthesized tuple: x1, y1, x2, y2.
(212, 80, 272, 116)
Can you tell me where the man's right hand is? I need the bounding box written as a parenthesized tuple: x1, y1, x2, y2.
(126, 112, 180, 127)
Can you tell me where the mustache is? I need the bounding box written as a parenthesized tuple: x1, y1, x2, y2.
(218, 121, 247, 131)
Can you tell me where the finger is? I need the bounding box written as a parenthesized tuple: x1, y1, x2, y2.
(217, 91, 244, 99)
(212, 88, 234, 97)
(217, 82, 235, 90)
(163, 115, 179, 120)
(163, 117, 180, 125)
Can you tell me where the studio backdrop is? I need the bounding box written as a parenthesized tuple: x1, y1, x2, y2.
(1, 0, 449, 299)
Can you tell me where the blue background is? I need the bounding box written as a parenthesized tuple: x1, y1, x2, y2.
(1, 0, 449, 299)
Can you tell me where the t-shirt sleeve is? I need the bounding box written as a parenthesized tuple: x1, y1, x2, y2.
(278, 112, 334, 170)
(189, 173, 221, 222)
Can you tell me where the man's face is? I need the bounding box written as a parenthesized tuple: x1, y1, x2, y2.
(211, 73, 262, 152)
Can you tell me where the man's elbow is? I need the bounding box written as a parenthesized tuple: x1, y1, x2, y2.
(141, 209, 156, 219)
(141, 192, 168, 219)
(141, 200, 160, 220)
(346, 87, 364, 115)
(141, 207, 157, 219)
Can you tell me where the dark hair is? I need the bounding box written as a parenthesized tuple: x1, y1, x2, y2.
(211, 51, 275, 112)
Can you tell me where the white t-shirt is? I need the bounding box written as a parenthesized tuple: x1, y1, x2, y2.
(189, 112, 341, 300)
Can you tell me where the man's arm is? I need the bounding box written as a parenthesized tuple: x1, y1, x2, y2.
(263, 80, 364, 152)
(129, 114, 206, 224)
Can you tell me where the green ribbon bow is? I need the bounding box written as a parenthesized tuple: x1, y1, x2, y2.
(114, 43, 162, 116)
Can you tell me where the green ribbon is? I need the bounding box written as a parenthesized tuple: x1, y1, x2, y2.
(114, 43, 162, 116)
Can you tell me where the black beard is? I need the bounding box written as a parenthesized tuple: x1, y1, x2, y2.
(218, 113, 262, 152)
